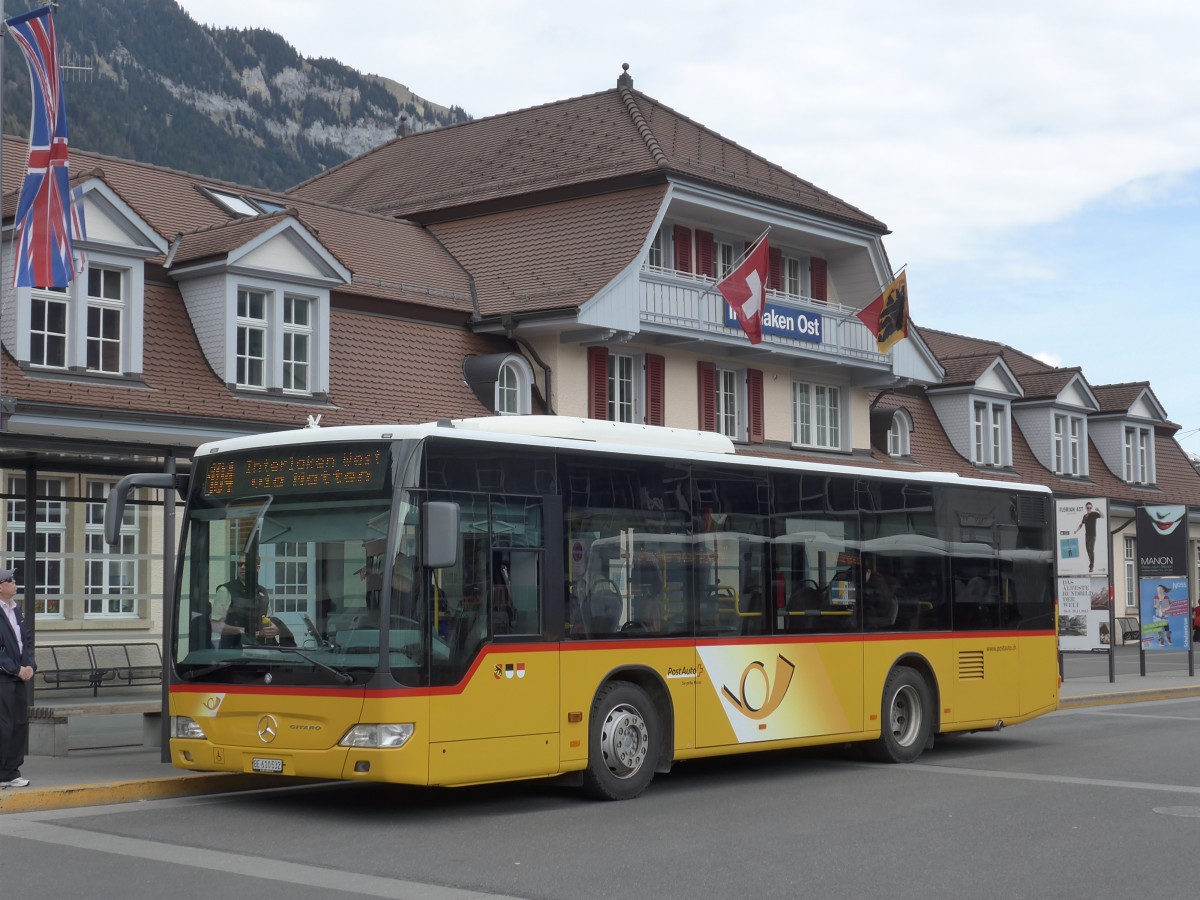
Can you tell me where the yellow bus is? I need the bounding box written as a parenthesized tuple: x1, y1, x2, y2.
(111, 416, 1058, 800)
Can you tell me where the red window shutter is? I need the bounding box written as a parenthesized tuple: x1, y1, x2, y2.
(646, 354, 665, 427)
(697, 361, 717, 432)
(811, 258, 828, 302)
(587, 347, 609, 420)
(768, 247, 783, 292)
(747, 368, 764, 444)
(674, 225, 693, 273)
(696, 230, 714, 278)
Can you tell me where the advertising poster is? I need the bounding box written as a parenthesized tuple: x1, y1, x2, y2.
(1055, 498, 1109, 577)
(1138, 576, 1190, 651)
(1057, 576, 1112, 651)
(1134, 505, 1189, 578)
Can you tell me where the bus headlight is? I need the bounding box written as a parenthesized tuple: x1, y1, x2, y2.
(339, 723, 414, 748)
(173, 716, 208, 740)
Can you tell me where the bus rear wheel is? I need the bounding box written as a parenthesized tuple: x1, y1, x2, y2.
(582, 681, 658, 801)
(867, 666, 932, 763)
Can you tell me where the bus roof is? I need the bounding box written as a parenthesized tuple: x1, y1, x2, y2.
(194, 416, 1051, 495)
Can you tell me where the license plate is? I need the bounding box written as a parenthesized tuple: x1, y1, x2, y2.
(251, 757, 284, 774)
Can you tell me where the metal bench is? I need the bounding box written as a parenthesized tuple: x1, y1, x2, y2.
(1116, 616, 1140, 643)
(37, 644, 115, 696)
(37, 642, 163, 695)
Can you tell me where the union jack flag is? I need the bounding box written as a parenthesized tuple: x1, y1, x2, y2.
(6, 5, 84, 288)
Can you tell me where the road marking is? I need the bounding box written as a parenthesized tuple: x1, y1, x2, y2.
(1076, 710, 1200, 721)
(1, 819, 523, 900)
(899, 764, 1200, 795)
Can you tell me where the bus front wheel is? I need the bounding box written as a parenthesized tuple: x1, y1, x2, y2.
(582, 681, 659, 800)
(868, 666, 932, 763)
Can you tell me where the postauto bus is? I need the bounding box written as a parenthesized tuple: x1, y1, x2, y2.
(108, 416, 1058, 800)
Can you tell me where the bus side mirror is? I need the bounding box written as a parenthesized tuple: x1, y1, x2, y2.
(422, 501, 460, 569)
(105, 473, 186, 546)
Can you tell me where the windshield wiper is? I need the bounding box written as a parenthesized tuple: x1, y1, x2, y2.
(185, 650, 354, 684)
(273, 647, 355, 684)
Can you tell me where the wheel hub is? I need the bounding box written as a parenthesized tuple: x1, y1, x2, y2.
(600, 703, 649, 778)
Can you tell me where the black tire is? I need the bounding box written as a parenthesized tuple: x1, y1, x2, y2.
(867, 666, 932, 763)
(582, 681, 659, 801)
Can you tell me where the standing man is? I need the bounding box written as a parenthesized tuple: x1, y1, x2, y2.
(0, 568, 35, 788)
(1074, 502, 1104, 573)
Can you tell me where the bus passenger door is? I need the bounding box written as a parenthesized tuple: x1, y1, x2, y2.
(428, 494, 561, 785)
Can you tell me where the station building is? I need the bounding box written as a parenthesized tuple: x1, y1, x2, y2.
(1, 66, 1196, 649)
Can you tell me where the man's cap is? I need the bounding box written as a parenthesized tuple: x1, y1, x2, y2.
(0, 568, 14, 581)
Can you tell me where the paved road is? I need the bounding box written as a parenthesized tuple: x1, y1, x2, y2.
(4, 694, 1200, 900)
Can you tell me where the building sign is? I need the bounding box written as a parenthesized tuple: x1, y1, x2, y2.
(723, 300, 822, 344)
(1055, 498, 1108, 578)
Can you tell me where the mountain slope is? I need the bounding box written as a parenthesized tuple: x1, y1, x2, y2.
(0, 0, 469, 190)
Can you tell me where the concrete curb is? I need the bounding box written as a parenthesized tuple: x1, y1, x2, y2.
(0, 772, 284, 815)
(1058, 684, 1200, 711)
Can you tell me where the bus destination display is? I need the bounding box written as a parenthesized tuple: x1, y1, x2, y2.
(202, 445, 390, 498)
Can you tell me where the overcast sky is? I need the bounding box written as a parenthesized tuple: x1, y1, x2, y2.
(177, 0, 1200, 454)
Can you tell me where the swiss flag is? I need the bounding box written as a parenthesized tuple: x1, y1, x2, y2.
(717, 237, 768, 345)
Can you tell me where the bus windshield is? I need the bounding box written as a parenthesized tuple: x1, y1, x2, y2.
(174, 440, 436, 687)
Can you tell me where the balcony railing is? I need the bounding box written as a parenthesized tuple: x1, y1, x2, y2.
(639, 267, 885, 363)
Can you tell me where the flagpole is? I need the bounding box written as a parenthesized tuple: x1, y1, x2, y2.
(834, 262, 907, 327)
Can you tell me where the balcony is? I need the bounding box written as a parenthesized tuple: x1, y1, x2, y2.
(638, 266, 887, 365)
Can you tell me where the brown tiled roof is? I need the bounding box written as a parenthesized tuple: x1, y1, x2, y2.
(0, 279, 521, 433)
(1091, 382, 1154, 416)
(936, 354, 1000, 388)
(2, 137, 474, 314)
(917, 326, 1051, 376)
(290, 86, 887, 232)
(430, 185, 668, 317)
(169, 209, 320, 268)
(1015, 368, 1083, 401)
(868, 390, 1200, 505)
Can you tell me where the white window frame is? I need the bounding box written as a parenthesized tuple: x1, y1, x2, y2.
(30, 287, 69, 369)
(86, 265, 125, 374)
(230, 282, 325, 396)
(715, 367, 742, 439)
(783, 255, 805, 299)
(1124, 536, 1136, 612)
(972, 400, 1010, 467)
(645, 229, 664, 270)
(282, 294, 312, 394)
(496, 355, 534, 415)
(715, 240, 735, 280)
(15, 253, 144, 375)
(4, 477, 66, 618)
(1053, 413, 1085, 476)
(792, 381, 842, 450)
(609, 353, 638, 424)
(1123, 425, 1154, 484)
(236, 288, 268, 389)
(888, 410, 912, 457)
(84, 480, 138, 618)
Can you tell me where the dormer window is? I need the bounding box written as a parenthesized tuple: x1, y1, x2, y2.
(888, 410, 913, 457)
(973, 400, 1009, 467)
(23, 258, 139, 376)
(1053, 413, 1085, 476)
(1124, 425, 1154, 484)
(232, 286, 323, 395)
